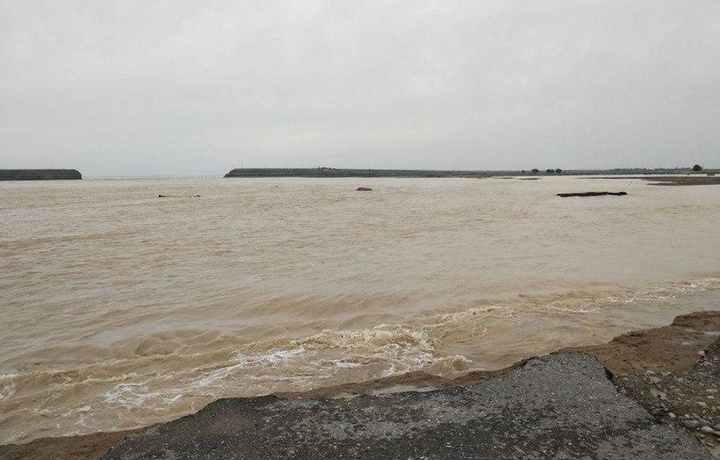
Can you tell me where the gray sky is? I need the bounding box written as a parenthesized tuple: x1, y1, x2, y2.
(1, 1, 719, 177)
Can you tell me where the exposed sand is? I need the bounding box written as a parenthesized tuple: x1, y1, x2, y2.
(643, 175, 720, 186)
(611, 175, 720, 186)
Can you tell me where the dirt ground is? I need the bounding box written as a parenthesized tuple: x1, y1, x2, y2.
(569, 311, 720, 456)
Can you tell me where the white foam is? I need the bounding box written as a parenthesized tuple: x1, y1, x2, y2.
(244, 345, 306, 364)
(191, 345, 307, 389)
(188, 328, 446, 393)
(329, 359, 363, 369)
(104, 383, 149, 407)
(190, 362, 246, 389)
(0, 381, 16, 401)
(104, 383, 182, 409)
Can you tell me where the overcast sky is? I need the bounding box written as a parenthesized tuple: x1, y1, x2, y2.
(1, 1, 719, 177)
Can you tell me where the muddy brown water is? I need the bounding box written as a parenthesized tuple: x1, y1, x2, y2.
(1, 175, 719, 444)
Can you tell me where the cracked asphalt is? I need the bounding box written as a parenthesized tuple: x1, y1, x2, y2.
(101, 352, 712, 460)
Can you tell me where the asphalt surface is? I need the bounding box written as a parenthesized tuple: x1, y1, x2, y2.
(102, 352, 712, 459)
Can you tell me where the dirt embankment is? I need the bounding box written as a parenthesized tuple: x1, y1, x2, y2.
(568, 311, 720, 456)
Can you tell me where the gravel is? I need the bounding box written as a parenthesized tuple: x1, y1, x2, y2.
(102, 353, 713, 460)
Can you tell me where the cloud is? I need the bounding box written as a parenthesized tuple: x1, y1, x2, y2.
(1, 0, 719, 175)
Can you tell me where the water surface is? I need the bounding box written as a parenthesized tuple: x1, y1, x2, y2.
(1, 176, 718, 443)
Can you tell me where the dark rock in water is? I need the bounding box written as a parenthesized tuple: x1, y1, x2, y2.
(356, 187, 372, 191)
(0, 169, 82, 180)
(101, 353, 712, 460)
(557, 191, 627, 197)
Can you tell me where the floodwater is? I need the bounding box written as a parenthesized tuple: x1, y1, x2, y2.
(1, 176, 718, 444)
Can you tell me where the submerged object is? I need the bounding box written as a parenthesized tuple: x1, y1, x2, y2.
(557, 191, 627, 197)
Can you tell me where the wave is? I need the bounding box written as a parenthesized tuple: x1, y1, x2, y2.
(0, 277, 718, 445)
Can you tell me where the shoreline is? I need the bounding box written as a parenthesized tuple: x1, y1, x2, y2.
(2, 310, 718, 459)
(592, 175, 720, 186)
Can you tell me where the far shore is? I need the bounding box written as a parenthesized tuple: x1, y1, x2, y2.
(637, 175, 720, 186)
(0, 169, 82, 181)
(3, 168, 717, 182)
(2, 310, 717, 460)
(224, 167, 718, 179)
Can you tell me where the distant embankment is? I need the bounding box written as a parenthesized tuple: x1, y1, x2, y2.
(0, 169, 82, 180)
(224, 168, 486, 178)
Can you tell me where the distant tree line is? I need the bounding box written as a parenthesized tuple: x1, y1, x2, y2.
(528, 168, 562, 174)
(523, 164, 705, 174)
